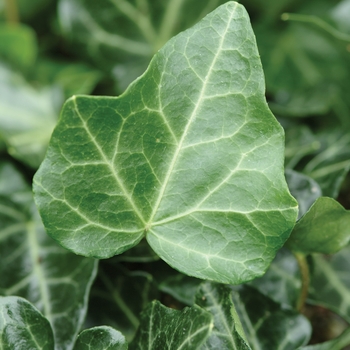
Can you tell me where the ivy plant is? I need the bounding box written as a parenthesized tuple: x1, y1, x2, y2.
(1, 0, 350, 349)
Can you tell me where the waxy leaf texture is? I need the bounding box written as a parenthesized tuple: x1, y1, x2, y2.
(34, 2, 297, 284)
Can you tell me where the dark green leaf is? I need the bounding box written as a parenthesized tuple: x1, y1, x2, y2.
(249, 248, 300, 307)
(0, 162, 98, 350)
(74, 326, 127, 350)
(0, 296, 54, 349)
(309, 247, 350, 323)
(57, 0, 227, 90)
(287, 197, 350, 254)
(232, 285, 311, 350)
(196, 282, 251, 349)
(34, 1, 297, 284)
(129, 301, 212, 350)
(87, 264, 158, 342)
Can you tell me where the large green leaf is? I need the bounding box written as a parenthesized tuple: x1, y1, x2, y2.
(74, 326, 127, 350)
(0, 296, 54, 349)
(129, 301, 212, 350)
(0, 162, 98, 350)
(287, 197, 350, 254)
(34, 2, 297, 284)
(232, 285, 311, 350)
(196, 282, 251, 349)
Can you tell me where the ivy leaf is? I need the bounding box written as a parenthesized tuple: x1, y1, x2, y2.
(74, 326, 127, 350)
(195, 282, 251, 349)
(287, 197, 350, 254)
(129, 301, 212, 350)
(309, 247, 350, 323)
(87, 263, 158, 342)
(34, 2, 297, 284)
(0, 162, 98, 350)
(232, 285, 311, 349)
(0, 296, 54, 349)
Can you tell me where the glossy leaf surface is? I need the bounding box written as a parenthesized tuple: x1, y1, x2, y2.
(34, 1, 297, 284)
(0, 162, 98, 350)
(287, 197, 350, 254)
(129, 301, 212, 350)
(0, 296, 54, 349)
(232, 285, 311, 349)
(196, 282, 251, 350)
(74, 326, 127, 350)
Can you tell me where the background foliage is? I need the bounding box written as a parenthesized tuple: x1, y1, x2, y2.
(0, 0, 350, 349)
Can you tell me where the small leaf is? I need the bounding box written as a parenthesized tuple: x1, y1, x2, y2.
(232, 285, 311, 349)
(130, 301, 212, 350)
(195, 282, 251, 349)
(0, 162, 98, 350)
(34, 1, 297, 285)
(0, 296, 54, 349)
(287, 197, 350, 254)
(74, 326, 127, 350)
(309, 246, 350, 323)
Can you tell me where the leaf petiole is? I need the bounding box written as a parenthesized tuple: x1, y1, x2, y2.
(293, 251, 310, 313)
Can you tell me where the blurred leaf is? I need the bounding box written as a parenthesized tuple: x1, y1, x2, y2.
(0, 162, 98, 350)
(34, 59, 102, 98)
(34, 2, 298, 285)
(74, 326, 127, 350)
(287, 197, 350, 254)
(196, 282, 251, 350)
(0, 64, 61, 168)
(57, 0, 227, 91)
(232, 285, 311, 350)
(0, 23, 37, 71)
(87, 263, 158, 342)
(331, 0, 350, 33)
(249, 248, 300, 307)
(300, 326, 350, 350)
(285, 169, 322, 219)
(0, 296, 54, 349)
(303, 131, 350, 198)
(129, 301, 212, 350)
(309, 246, 350, 323)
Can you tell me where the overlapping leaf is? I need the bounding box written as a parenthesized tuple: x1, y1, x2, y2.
(196, 282, 251, 349)
(0, 296, 54, 349)
(74, 326, 127, 350)
(129, 301, 212, 350)
(34, 1, 297, 284)
(309, 246, 350, 323)
(0, 162, 98, 350)
(287, 197, 350, 254)
(232, 285, 311, 349)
